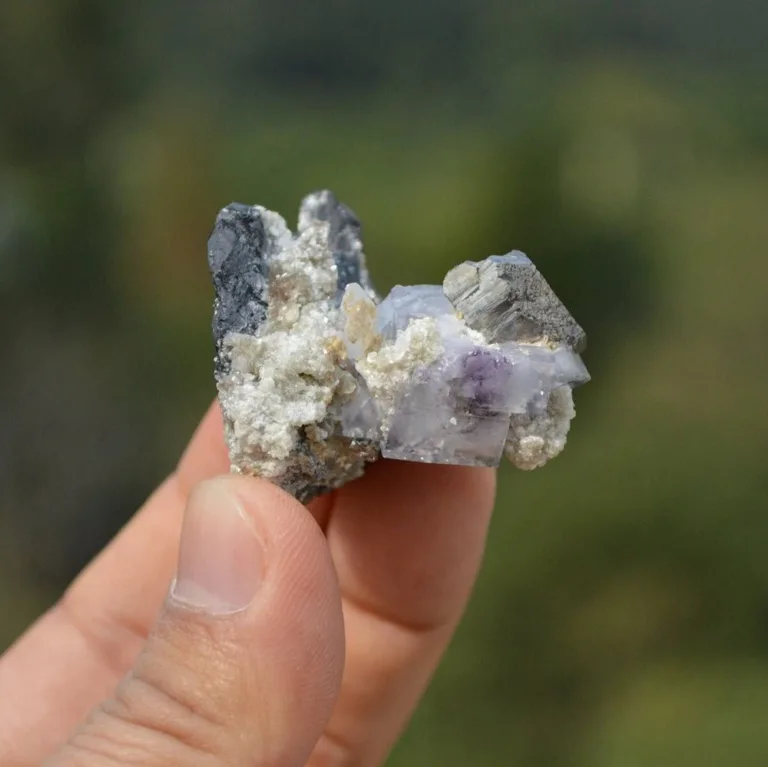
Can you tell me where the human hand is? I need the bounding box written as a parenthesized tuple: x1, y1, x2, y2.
(0, 402, 495, 766)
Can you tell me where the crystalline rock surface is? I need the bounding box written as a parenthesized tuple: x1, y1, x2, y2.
(208, 191, 590, 502)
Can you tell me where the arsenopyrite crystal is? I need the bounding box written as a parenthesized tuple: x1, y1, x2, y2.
(208, 191, 589, 502)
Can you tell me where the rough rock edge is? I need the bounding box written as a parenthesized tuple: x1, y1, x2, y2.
(209, 191, 588, 502)
(215, 209, 376, 502)
(504, 385, 576, 470)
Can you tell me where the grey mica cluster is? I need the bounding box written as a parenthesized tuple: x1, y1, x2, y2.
(208, 191, 589, 502)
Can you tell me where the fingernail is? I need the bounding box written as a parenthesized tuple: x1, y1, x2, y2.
(171, 479, 264, 615)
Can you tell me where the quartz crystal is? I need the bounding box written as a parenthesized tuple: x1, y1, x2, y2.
(208, 191, 589, 502)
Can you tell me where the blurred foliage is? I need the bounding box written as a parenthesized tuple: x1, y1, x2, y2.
(2, 1, 768, 764)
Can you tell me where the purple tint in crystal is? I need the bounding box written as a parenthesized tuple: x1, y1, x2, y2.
(210, 190, 590, 501)
(454, 348, 516, 413)
(382, 362, 512, 468)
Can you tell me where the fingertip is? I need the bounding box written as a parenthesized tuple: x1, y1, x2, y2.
(186, 473, 337, 603)
(327, 460, 497, 634)
(354, 459, 497, 519)
(170, 477, 268, 616)
(215, 471, 312, 518)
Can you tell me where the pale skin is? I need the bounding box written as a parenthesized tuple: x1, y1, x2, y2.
(0, 402, 496, 766)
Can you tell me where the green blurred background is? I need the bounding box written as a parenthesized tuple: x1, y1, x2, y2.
(2, 1, 768, 764)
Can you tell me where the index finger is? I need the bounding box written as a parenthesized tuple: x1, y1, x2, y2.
(311, 458, 495, 765)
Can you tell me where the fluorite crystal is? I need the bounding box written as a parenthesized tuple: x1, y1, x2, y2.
(208, 191, 589, 502)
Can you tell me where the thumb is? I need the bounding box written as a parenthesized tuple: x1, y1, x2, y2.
(48, 476, 345, 767)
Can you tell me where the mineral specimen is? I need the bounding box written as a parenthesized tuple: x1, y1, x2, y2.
(208, 191, 589, 502)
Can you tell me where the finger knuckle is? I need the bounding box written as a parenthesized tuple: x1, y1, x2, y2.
(64, 664, 231, 766)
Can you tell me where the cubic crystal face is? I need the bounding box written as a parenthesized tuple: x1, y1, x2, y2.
(208, 191, 589, 502)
